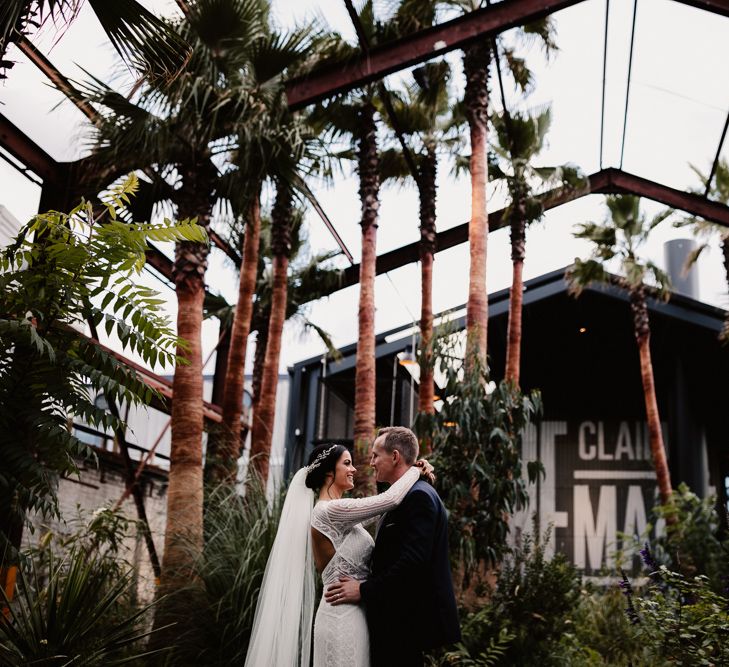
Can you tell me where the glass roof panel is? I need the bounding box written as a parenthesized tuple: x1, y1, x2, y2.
(1, 0, 728, 366)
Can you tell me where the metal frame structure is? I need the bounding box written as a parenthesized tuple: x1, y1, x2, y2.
(285, 0, 729, 302)
(5, 0, 729, 409)
(4, 0, 729, 588)
(286, 0, 729, 109)
(5, 0, 729, 304)
(335, 167, 729, 295)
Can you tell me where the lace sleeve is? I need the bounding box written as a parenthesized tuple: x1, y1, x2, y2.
(318, 467, 420, 533)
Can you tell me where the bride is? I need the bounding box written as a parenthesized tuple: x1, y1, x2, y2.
(244, 442, 432, 667)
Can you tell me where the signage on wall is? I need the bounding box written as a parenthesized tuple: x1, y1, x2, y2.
(519, 420, 665, 575)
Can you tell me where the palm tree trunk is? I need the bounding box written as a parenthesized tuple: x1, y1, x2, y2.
(418, 147, 437, 418)
(251, 306, 270, 407)
(505, 200, 527, 385)
(204, 323, 231, 484)
(463, 43, 491, 365)
(248, 258, 287, 484)
(218, 192, 261, 481)
(249, 183, 292, 485)
(353, 103, 379, 494)
(631, 287, 673, 505)
(156, 200, 210, 629)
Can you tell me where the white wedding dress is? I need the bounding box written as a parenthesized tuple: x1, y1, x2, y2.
(310, 466, 420, 667)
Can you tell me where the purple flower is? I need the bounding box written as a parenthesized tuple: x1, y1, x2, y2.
(619, 569, 640, 625)
(639, 543, 659, 572)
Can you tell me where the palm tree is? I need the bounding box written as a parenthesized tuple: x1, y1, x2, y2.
(1, 0, 189, 79)
(379, 61, 456, 420)
(73, 0, 285, 625)
(205, 210, 342, 485)
(312, 60, 380, 492)
(215, 14, 323, 482)
(330, 95, 379, 491)
(489, 107, 583, 385)
(311, 0, 438, 488)
(677, 160, 729, 342)
(568, 195, 674, 505)
(448, 1, 557, 363)
(248, 178, 294, 482)
(248, 175, 346, 484)
(216, 186, 262, 479)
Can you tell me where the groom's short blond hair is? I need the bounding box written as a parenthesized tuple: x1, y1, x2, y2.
(376, 427, 419, 465)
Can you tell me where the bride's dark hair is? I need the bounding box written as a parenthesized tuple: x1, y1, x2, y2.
(305, 443, 348, 490)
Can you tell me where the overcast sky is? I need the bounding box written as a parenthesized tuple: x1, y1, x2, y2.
(1, 0, 728, 376)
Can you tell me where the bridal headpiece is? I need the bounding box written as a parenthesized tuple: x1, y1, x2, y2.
(306, 444, 338, 473)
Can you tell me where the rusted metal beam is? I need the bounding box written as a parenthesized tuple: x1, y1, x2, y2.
(286, 0, 583, 109)
(599, 168, 729, 225)
(287, 0, 729, 109)
(0, 111, 59, 183)
(16, 39, 243, 266)
(144, 245, 175, 281)
(15, 35, 100, 124)
(333, 168, 729, 295)
(676, 0, 729, 19)
(209, 229, 241, 266)
(339, 170, 602, 288)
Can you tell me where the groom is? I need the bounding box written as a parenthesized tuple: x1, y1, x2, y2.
(325, 426, 460, 666)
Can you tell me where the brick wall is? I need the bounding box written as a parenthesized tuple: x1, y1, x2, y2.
(25, 450, 168, 604)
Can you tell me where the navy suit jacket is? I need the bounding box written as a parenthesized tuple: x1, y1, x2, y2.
(360, 479, 460, 656)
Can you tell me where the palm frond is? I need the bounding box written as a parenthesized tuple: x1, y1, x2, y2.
(683, 241, 710, 270)
(647, 208, 673, 232)
(301, 318, 341, 361)
(573, 221, 616, 251)
(519, 16, 559, 56)
(500, 47, 533, 93)
(566, 258, 610, 295)
(379, 147, 413, 186)
(644, 261, 672, 301)
(86, 0, 191, 80)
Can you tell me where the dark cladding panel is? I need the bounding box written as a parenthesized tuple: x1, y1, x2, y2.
(325, 390, 354, 441)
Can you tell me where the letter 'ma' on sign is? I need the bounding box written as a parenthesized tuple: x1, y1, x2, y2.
(573, 485, 616, 570)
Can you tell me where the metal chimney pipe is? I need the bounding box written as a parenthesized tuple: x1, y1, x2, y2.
(664, 239, 699, 299)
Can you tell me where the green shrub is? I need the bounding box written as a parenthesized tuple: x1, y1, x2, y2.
(620, 561, 729, 666)
(654, 483, 729, 591)
(568, 484, 729, 666)
(423, 330, 543, 581)
(564, 585, 650, 666)
(433, 622, 514, 666)
(0, 507, 159, 666)
(434, 527, 583, 666)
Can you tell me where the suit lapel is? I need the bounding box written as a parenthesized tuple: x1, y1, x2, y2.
(375, 511, 388, 539)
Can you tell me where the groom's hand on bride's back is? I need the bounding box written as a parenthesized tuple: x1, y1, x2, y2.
(325, 576, 361, 606)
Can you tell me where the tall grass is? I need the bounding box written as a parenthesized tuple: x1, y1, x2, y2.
(165, 476, 284, 665)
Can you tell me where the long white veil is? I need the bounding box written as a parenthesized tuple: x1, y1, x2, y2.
(245, 467, 315, 667)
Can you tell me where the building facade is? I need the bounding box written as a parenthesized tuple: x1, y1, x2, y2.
(284, 267, 729, 575)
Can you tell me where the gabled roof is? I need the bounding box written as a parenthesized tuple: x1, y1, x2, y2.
(291, 265, 728, 371)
